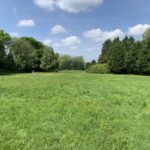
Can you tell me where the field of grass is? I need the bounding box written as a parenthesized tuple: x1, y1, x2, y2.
(0, 71, 150, 149)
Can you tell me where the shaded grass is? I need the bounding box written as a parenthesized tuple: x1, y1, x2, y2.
(0, 72, 150, 149)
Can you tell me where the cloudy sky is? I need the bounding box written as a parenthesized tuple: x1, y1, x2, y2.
(1, 0, 150, 61)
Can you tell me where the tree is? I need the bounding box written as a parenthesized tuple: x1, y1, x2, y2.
(0, 30, 11, 43)
(109, 38, 125, 74)
(0, 40, 6, 69)
(71, 56, 84, 70)
(122, 36, 135, 52)
(21, 37, 44, 49)
(58, 55, 72, 70)
(136, 29, 150, 74)
(91, 59, 97, 65)
(84, 62, 91, 70)
(85, 60, 96, 70)
(98, 39, 112, 64)
(40, 46, 58, 71)
(58, 55, 85, 70)
(123, 36, 139, 74)
(0, 30, 11, 70)
(11, 38, 37, 72)
(21, 37, 45, 71)
(143, 28, 150, 42)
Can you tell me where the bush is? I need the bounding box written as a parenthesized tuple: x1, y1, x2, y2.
(86, 64, 110, 74)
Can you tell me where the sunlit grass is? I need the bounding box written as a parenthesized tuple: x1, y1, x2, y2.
(0, 72, 150, 149)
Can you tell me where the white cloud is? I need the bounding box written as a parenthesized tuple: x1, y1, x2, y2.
(51, 25, 66, 34)
(128, 24, 150, 35)
(34, 0, 55, 11)
(83, 28, 124, 42)
(34, 0, 103, 13)
(61, 36, 81, 46)
(56, 0, 103, 13)
(10, 32, 20, 37)
(17, 19, 35, 27)
(43, 36, 81, 49)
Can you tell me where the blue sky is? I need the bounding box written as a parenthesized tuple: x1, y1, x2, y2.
(1, 0, 150, 61)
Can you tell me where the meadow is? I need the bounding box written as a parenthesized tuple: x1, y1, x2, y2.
(0, 71, 150, 150)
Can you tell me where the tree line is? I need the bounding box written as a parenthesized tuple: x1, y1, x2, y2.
(0, 30, 86, 73)
(98, 29, 150, 75)
(3, 27, 149, 75)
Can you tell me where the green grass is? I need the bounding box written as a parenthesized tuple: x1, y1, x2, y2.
(0, 72, 150, 149)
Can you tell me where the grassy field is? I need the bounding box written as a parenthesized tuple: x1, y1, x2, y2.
(0, 71, 150, 150)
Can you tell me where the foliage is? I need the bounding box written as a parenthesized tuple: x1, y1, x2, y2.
(0, 29, 85, 73)
(109, 38, 126, 74)
(21, 37, 45, 71)
(84, 59, 97, 70)
(123, 37, 136, 73)
(84, 62, 91, 70)
(0, 30, 11, 70)
(137, 43, 150, 74)
(58, 55, 85, 70)
(21, 37, 44, 50)
(136, 28, 150, 75)
(98, 39, 112, 64)
(0, 30, 11, 42)
(58, 55, 72, 70)
(86, 64, 110, 74)
(40, 46, 58, 71)
(11, 38, 38, 72)
(71, 56, 84, 70)
(98, 29, 150, 75)
(0, 40, 6, 68)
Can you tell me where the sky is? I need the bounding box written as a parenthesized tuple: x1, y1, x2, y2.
(0, 0, 150, 61)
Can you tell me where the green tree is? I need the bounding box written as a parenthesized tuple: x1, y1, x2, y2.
(91, 59, 97, 65)
(40, 46, 58, 71)
(123, 36, 139, 74)
(21, 37, 45, 71)
(0, 30, 11, 70)
(84, 62, 91, 70)
(109, 38, 125, 74)
(58, 55, 72, 70)
(98, 39, 112, 64)
(136, 29, 150, 74)
(11, 38, 37, 72)
(71, 56, 84, 70)
(122, 36, 135, 52)
(58, 55, 85, 70)
(0, 30, 11, 43)
(143, 28, 150, 42)
(85, 60, 97, 70)
(0, 40, 6, 69)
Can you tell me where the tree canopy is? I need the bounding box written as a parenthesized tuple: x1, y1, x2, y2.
(0, 29, 85, 73)
(98, 28, 150, 75)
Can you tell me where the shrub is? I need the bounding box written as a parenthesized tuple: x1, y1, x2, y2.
(86, 64, 110, 74)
